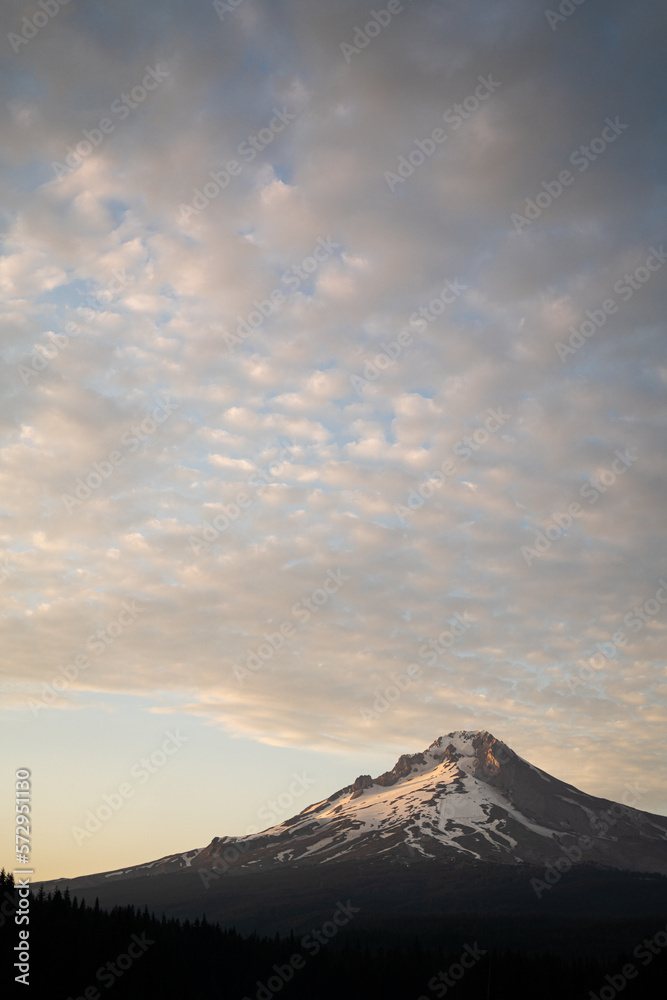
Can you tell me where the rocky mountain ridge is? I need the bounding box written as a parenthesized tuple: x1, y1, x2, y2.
(42, 730, 667, 893)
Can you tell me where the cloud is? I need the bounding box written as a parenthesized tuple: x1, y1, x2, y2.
(1, 0, 666, 808)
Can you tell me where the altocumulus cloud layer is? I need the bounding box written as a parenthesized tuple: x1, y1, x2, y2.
(1, 0, 666, 799)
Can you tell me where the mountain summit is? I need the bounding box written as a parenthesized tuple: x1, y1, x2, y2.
(48, 730, 667, 894)
(187, 729, 666, 875)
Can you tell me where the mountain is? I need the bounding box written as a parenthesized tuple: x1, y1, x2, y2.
(193, 728, 667, 875)
(39, 730, 667, 936)
(51, 730, 667, 881)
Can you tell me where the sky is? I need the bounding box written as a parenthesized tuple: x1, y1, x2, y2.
(1, 0, 666, 883)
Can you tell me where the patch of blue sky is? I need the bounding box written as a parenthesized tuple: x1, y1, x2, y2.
(45, 280, 94, 311)
(568, 354, 607, 380)
(283, 558, 308, 570)
(238, 48, 275, 80)
(366, 516, 400, 531)
(19, 593, 51, 612)
(158, 281, 180, 300)
(179, 230, 201, 249)
(104, 198, 129, 225)
(327, 536, 353, 551)
(452, 308, 490, 327)
(412, 383, 437, 399)
(287, 271, 317, 297)
(5, 68, 48, 104)
(271, 162, 293, 186)
(5, 160, 55, 195)
(154, 310, 175, 328)
(0, 532, 34, 552)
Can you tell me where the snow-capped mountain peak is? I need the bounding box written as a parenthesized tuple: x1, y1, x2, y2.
(42, 730, 667, 891)
(184, 729, 666, 873)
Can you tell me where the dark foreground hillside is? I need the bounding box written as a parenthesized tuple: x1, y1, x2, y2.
(2, 870, 666, 999)
(41, 853, 667, 938)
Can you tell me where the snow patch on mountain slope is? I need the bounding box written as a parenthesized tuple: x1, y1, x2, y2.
(181, 849, 204, 868)
(212, 733, 562, 870)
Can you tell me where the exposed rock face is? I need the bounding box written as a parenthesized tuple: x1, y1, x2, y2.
(350, 774, 374, 799)
(39, 730, 667, 893)
(375, 753, 428, 787)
